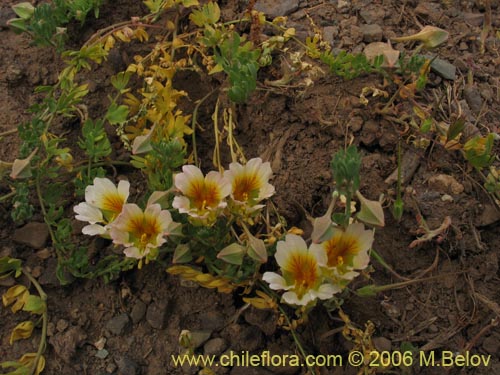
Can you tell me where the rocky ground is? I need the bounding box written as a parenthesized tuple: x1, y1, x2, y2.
(0, 0, 499, 374)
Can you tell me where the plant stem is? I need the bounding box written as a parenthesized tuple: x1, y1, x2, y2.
(22, 268, 47, 375)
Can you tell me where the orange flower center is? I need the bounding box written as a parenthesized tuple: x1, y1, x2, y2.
(190, 181, 221, 211)
(233, 174, 260, 202)
(101, 193, 125, 214)
(129, 216, 160, 249)
(324, 233, 358, 268)
(286, 252, 318, 295)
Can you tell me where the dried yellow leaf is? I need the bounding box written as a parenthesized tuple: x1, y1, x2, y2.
(9, 320, 34, 345)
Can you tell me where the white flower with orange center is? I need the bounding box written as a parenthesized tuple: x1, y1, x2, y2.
(110, 203, 178, 262)
(310, 222, 374, 280)
(74, 177, 130, 237)
(173, 165, 231, 224)
(263, 234, 340, 306)
(224, 158, 275, 214)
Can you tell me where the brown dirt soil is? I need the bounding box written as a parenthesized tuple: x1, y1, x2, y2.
(1, 1, 499, 375)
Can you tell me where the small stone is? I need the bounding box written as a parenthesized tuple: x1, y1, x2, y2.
(31, 265, 43, 278)
(359, 8, 385, 24)
(360, 120, 379, 146)
(46, 322, 55, 337)
(463, 12, 484, 27)
(482, 335, 500, 355)
(200, 310, 226, 331)
(130, 300, 147, 324)
(105, 313, 130, 335)
(204, 338, 227, 356)
(428, 174, 464, 195)
(224, 324, 264, 352)
(464, 86, 483, 115)
(115, 355, 139, 375)
(189, 330, 212, 350)
(322, 26, 339, 47)
(56, 319, 69, 333)
(5, 65, 23, 83)
(441, 194, 454, 202)
(254, 0, 299, 19)
(372, 337, 392, 352)
(336, 0, 350, 13)
(146, 302, 168, 329)
(475, 204, 500, 227)
(13, 222, 49, 249)
(35, 248, 51, 259)
(49, 327, 87, 363)
(428, 56, 456, 80)
(244, 307, 277, 336)
(95, 349, 109, 359)
(348, 116, 364, 132)
(360, 24, 383, 43)
(94, 337, 107, 350)
(106, 363, 117, 374)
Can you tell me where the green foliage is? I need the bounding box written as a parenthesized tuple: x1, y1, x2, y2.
(331, 145, 361, 196)
(214, 32, 260, 103)
(78, 119, 112, 162)
(320, 50, 379, 79)
(8, 0, 103, 50)
(131, 139, 186, 191)
(464, 133, 495, 169)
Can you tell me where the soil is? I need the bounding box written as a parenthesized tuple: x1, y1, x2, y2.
(1, 1, 499, 375)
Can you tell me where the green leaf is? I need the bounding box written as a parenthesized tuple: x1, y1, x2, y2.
(173, 244, 192, 264)
(22, 295, 46, 314)
(356, 190, 385, 227)
(111, 71, 132, 93)
(0, 257, 23, 279)
(217, 243, 245, 265)
(12, 2, 35, 20)
(106, 103, 129, 124)
(189, 1, 220, 26)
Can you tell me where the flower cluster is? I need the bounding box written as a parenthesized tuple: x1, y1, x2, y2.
(173, 157, 275, 225)
(263, 222, 374, 306)
(74, 177, 179, 265)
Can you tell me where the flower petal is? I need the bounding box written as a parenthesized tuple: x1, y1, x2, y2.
(74, 203, 103, 224)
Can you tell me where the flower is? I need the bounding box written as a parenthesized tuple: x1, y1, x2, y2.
(74, 177, 130, 237)
(110, 203, 178, 262)
(263, 234, 339, 306)
(224, 158, 275, 214)
(172, 165, 231, 224)
(310, 222, 374, 280)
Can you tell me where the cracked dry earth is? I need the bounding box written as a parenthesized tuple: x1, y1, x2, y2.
(1, 0, 500, 374)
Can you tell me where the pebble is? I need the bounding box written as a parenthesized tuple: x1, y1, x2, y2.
(463, 86, 483, 115)
(5, 65, 23, 83)
(95, 349, 109, 359)
(106, 363, 117, 374)
(56, 319, 69, 333)
(243, 307, 277, 336)
(463, 12, 484, 27)
(49, 326, 87, 363)
(204, 337, 227, 356)
(146, 301, 168, 329)
(372, 337, 392, 352)
(429, 56, 456, 81)
(130, 300, 147, 324)
(359, 7, 385, 24)
(224, 324, 264, 352)
(13, 222, 50, 249)
(360, 120, 379, 146)
(322, 26, 339, 47)
(360, 24, 383, 43)
(482, 335, 500, 355)
(428, 174, 464, 195)
(115, 355, 139, 375)
(105, 313, 130, 335)
(200, 310, 226, 331)
(254, 0, 299, 19)
(189, 330, 212, 349)
(475, 204, 500, 227)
